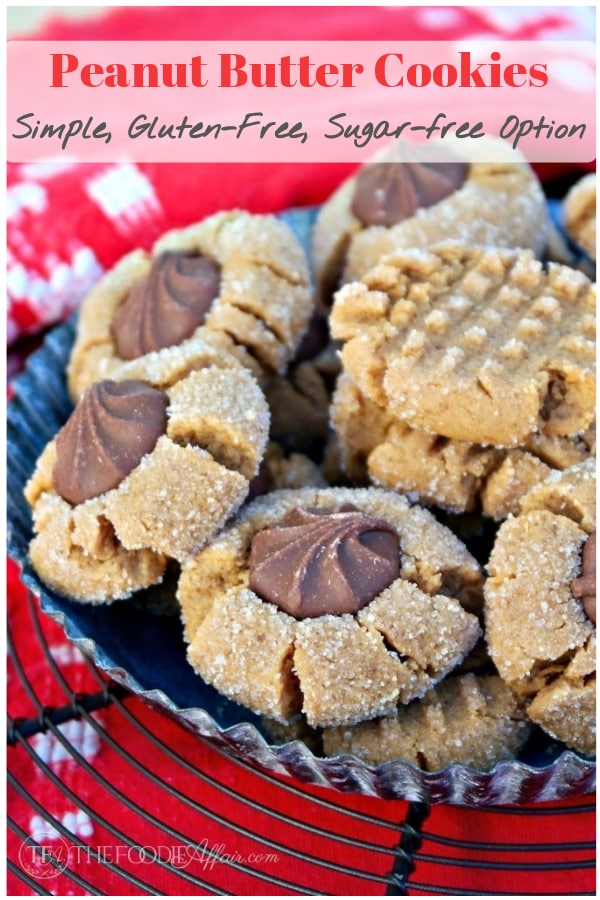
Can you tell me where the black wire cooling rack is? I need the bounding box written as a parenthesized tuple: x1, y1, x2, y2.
(8, 586, 597, 896)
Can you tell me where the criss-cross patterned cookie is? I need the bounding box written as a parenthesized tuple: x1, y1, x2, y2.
(25, 368, 269, 602)
(67, 210, 314, 400)
(331, 242, 595, 448)
(179, 487, 483, 728)
(331, 372, 595, 518)
(312, 138, 550, 303)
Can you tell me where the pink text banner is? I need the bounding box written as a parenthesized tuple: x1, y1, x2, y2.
(7, 40, 596, 164)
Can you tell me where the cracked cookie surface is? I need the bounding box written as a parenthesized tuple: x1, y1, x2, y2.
(322, 673, 532, 770)
(179, 487, 483, 728)
(68, 210, 314, 400)
(484, 461, 596, 755)
(25, 367, 270, 602)
(331, 372, 595, 518)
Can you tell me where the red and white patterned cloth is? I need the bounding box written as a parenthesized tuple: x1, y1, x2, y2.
(7, 6, 596, 896)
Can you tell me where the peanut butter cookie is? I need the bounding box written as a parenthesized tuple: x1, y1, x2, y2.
(484, 461, 596, 756)
(322, 673, 532, 770)
(179, 487, 483, 728)
(331, 372, 595, 518)
(67, 210, 314, 400)
(330, 243, 595, 447)
(25, 369, 270, 602)
(563, 173, 596, 261)
(312, 139, 550, 302)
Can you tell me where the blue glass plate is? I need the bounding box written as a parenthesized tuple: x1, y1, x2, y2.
(7, 206, 595, 805)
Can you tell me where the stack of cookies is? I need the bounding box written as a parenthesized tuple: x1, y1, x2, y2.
(23, 145, 596, 771)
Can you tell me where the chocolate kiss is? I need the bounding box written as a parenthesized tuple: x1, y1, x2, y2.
(111, 251, 221, 360)
(351, 155, 468, 228)
(52, 379, 168, 505)
(249, 505, 400, 618)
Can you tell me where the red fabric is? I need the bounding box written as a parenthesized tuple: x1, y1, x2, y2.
(10, 4, 589, 42)
(6, 559, 597, 896)
(7, 7, 596, 895)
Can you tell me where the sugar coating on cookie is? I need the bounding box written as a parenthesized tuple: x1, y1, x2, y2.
(484, 463, 596, 756)
(180, 487, 483, 728)
(312, 139, 550, 302)
(110, 331, 246, 391)
(526, 631, 596, 757)
(166, 367, 270, 481)
(519, 458, 597, 532)
(331, 243, 595, 447)
(322, 673, 533, 770)
(67, 210, 314, 400)
(26, 487, 167, 604)
(25, 368, 270, 601)
(480, 440, 595, 521)
(485, 510, 592, 686)
(331, 372, 595, 518)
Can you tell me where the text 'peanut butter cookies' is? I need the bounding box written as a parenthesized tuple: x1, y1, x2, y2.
(179, 487, 483, 728)
(331, 371, 596, 518)
(312, 138, 551, 302)
(25, 368, 270, 603)
(330, 242, 596, 448)
(67, 210, 314, 400)
(484, 460, 596, 756)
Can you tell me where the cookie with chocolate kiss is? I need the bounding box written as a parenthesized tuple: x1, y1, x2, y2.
(179, 487, 484, 728)
(24, 367, 270, 603)
(484, 460, 596, 757)
(312, 136, 551, 304)
(571, 531, 596, 625)
(68, 210, 314, 401)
